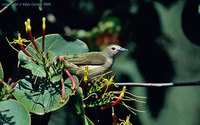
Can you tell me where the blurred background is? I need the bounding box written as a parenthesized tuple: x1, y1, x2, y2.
(1, 0, 200, 125)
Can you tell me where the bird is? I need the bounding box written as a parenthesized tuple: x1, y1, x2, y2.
(64, 44, 128, 81)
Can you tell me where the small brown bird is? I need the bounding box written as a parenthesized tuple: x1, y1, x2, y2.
(64, 44, 128, 81)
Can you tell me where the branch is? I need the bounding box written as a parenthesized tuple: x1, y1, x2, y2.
(115, 81, 200, 87)
(0, 0, 17, 14)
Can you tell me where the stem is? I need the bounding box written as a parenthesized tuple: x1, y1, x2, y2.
(0, 0, 17, 14)
(5, 37, 19, 52)
(115, 81, 200, 87)
(40, 54, 48, 78)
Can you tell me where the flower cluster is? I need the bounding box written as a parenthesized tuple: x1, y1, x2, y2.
(6, 17, 76, 104)
(6, 18, 46, 64)
(82, 70, 145, 124)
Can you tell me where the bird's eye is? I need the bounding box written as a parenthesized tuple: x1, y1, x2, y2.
(111, 47, 115, 50)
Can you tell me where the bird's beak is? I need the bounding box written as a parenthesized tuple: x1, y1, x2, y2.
(118, 48, 128, 52)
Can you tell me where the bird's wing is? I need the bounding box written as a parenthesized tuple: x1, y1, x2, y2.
(68, 53, 106, 65)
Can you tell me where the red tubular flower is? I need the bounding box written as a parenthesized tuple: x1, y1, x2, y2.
(112, 113, 117, 125)
(61, 78, 65, 99)
(100, 76, 114, 93)
(18, 33, 38, 64)
(100, 84, 108, 93)
(19, 44, 32, 58)
(42, 17, 46, 52)
(7, 78, 17, 88)
(101, 97, 122, 110)
(112, 107, 117, 125)
(10, 82, 17, 88)
(126, 115, 130, 122)
(59, 78, 66, 106)
(65, 70, 75, 90)
(19, 44, 37, 64)
(26, 19, 39, 52)
(28, 31, 39, 51)
(18, 33, 33, 58)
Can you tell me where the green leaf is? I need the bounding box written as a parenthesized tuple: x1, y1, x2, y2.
(0, 62, 4, 81)
(13, 75, 79, 115)
(0, 99, 31, 125)
(73, 87, 86, 124)
(48, 88, 86, 125)
(85, 115, 95, 125)
(74, 87, 84, 115)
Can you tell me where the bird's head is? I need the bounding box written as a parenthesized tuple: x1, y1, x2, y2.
(101, 44, 128, 58)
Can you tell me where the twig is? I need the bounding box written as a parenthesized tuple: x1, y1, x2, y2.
(115, 81, 200, 87)
(83, 93, 98, 101)
(0, 0, 17, 14)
